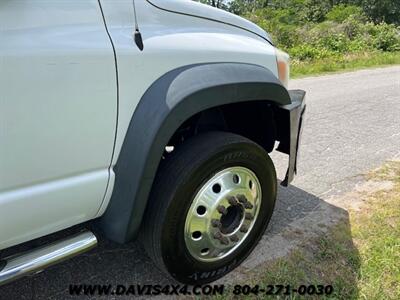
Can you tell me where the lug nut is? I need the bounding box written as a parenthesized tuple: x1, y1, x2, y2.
(245, 212, 254, 220)
(230, 234, 239, 242)
(213, 232, 222, 240)
(220, 237, 229, 245)
(227, 196, 237, 206)
(237, 194, 247, 204)
(240, 225, 249, 233)
(211, 219, 222, 228)
(217, 205, 227, 215)
(244, 202, 253, 209)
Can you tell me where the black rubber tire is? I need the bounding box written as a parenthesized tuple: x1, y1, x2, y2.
(141, 132, 277, 284)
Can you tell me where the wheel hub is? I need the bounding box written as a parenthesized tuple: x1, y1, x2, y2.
(220, 204, 243, 234)
(184, 167, 262, 262)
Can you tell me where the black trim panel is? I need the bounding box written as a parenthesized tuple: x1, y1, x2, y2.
(279, 90, 306, 186)
(0, 260, 6, 272)
(98, 63, 291, 243)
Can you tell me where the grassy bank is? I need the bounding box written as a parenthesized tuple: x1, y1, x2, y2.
(291, 51, 400, 78)
(199, 1, 400, 78)
(217, 162, 400, 299)
(253, 161, 400, 299)
(241, 2, 400, 78)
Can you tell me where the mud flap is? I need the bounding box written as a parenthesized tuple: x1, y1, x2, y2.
(280, 90, 306, 186)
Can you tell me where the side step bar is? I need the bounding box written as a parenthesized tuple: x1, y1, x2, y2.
(0, 231, 97, 286)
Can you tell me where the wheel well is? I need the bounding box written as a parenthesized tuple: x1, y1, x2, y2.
(99, 62, 292, 244)
(166, 101, 286, 154)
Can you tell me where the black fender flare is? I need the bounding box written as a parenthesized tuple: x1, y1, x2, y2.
(99, 63, 291, 243)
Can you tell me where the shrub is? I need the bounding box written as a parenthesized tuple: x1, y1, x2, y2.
(271, 24, 300, 49)
(368, 22, 400, 51)
(243, 1, 400, 61)
(341, 16, 365, 39)
(326, 4, 366, 23)
(347, 37, 371, 52)
(358, 0, 400, 25)
(317, 33, 351, 53)
(289, 44, 334, 60)
(301, 0, 331, 23)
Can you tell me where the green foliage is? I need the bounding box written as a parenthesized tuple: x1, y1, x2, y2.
(291, 51, 400, 77)
(357, 0, 400, 25)
(290, 44, 333, 60)
(236, 1, 400, 61)
(227, 0, 400, 25)
(196, 0, 228, 9)
(301, 0, 331, 22)
(366, 22, 400, 51)
(195, 0, 400, 72)
(228, 0, 269, 15)
(326, 4, 365, 22)
(205, 0, 400, 25)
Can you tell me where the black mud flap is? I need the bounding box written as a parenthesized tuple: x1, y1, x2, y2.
(279, 90, 306, 186)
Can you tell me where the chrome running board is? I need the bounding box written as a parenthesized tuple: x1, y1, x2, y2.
(0, 231, 97, 286)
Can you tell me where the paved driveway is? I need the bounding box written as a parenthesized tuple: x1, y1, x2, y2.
(1, 66, 399, 299)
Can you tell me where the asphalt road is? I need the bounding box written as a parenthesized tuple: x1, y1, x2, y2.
(1, 66, 399, 299)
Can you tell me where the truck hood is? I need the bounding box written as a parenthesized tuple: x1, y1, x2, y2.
(146, 0, 273, 44)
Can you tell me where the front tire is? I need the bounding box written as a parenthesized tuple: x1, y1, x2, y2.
(142, 132, 277, 284)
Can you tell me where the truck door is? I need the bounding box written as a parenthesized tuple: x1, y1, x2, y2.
(0, 0, 117, 249)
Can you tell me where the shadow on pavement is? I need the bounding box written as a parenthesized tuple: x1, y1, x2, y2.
(0, 184, 360, 299)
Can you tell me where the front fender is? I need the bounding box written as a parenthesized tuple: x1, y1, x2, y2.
(98, 63, 291, 243)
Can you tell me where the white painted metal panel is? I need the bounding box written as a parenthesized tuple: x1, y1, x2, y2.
(99, 0, 278, 166)
(147, 0, 271, 41)
(0, 0, 117, 249)
(0, 170, 108, 250)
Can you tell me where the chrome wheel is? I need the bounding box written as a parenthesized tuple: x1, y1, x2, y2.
(184, 166, 262, 262)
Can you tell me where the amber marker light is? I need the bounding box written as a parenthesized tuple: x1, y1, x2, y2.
(276, 48, 290, 88)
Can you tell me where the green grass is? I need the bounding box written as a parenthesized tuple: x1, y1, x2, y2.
(217, 162, 400, 299)
(256, 222, 361, 299)
(291, 51, 400, 78)
(355, 162, 400, 299)
(256, 161, 400, 299)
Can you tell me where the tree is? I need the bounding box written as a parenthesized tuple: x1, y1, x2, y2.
(196, 0, 400, 24)
(323, 0, 400, 24)
(358, 0, 400, 24)
(229, 0, 269, 15)
(197, 0, 228, 9)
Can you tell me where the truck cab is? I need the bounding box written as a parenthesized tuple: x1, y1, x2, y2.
(0, 0, 305, 285)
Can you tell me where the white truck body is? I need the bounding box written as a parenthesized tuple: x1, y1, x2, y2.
(0, 0, 279, 251)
